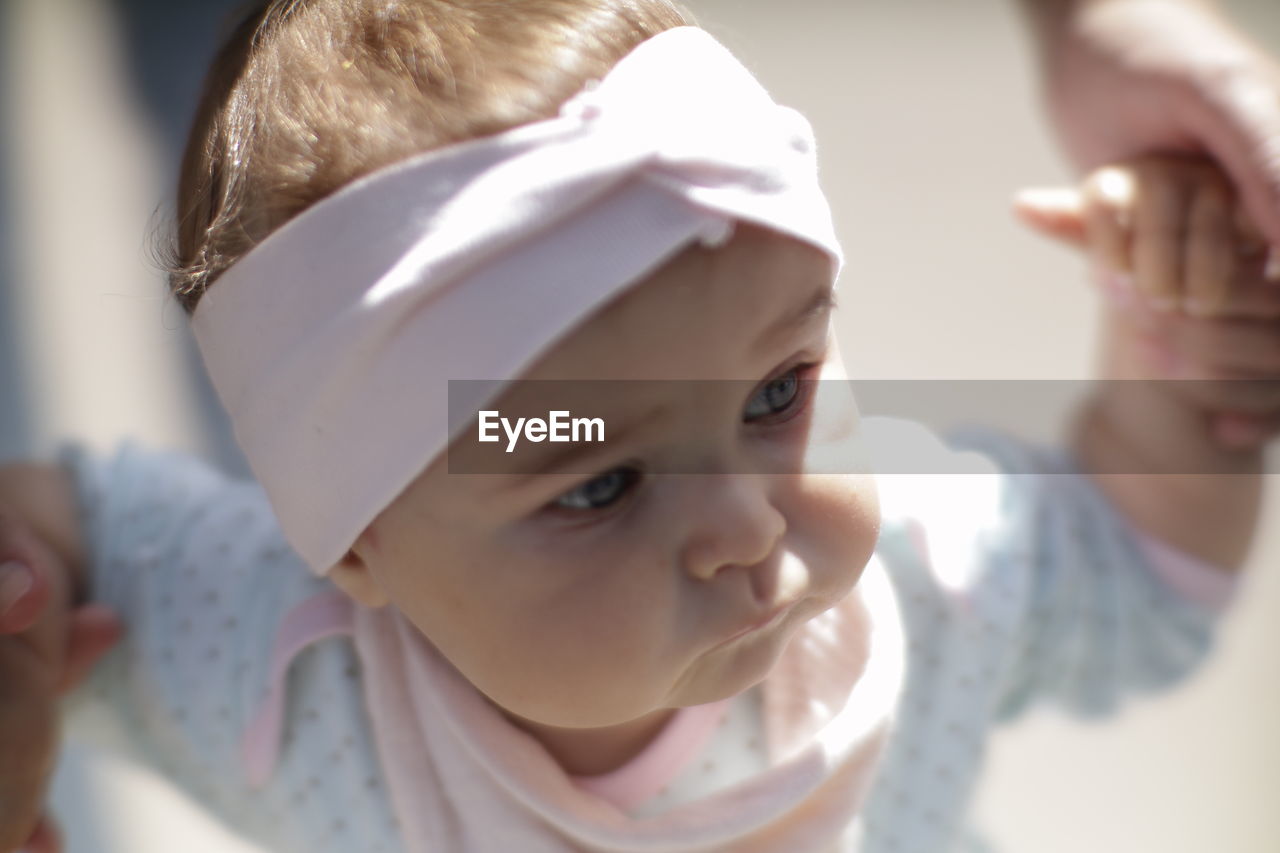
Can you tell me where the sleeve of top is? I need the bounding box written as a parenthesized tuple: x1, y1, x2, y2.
(58, 442, 404, 853)
(867, 417, 1240, 724)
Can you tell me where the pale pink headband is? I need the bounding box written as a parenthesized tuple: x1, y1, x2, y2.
(191, 27, 844, 573)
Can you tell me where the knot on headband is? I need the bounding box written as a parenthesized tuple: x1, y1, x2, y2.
(554, 58, 814, 197)
(192, 26, 844, 573)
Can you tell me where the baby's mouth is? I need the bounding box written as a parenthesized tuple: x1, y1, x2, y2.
(713, 599, 796, 649)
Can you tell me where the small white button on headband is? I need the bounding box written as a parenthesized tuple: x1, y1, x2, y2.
(192, 26, 844, 573)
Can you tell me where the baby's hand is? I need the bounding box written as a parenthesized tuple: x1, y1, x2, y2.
(1014, 154, 1280, 449)
(0, 510, 121, 853)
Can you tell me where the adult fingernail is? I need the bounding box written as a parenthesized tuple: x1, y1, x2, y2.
(0, 560, 34, 618)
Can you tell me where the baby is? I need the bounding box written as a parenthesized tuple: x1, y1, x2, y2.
(2, 1, 1278, 852)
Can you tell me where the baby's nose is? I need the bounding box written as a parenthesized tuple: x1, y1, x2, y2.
(678, 474, 787, 587)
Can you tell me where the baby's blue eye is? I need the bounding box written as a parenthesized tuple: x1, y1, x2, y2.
(553, 467, 640, 511)
(548, 366, 810, 516)
(743, 368, 802, 422)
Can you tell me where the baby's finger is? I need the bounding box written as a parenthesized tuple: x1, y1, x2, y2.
(0, 513, 53, 634)
(1164, 315, 1280, 373)
(1230, 199, 1280, 285)
(1081, 167, 1135, 275)
(0, 653, 60, 853)
(1233, 202, 1269, 260)
(58, 603, 124, 694)
(23, 811, 63, 853)
(1187, 256, 1280, 318)
(0, 559, 43, 635)
(1133, 171, 1190, 311)
(1162, 372, 1280, 413)
(1194, 380, 1280, 414)
(1184, 173, 1236, 317)
(1012, 187, 1088, 249)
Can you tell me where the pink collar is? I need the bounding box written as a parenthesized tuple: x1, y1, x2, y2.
(240, 558, 904, 851)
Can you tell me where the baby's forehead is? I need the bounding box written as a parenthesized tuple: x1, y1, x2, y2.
(514, 224, 837, 384)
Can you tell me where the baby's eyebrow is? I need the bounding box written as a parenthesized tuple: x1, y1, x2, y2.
(753, 285, 837, 354)
(479, 286, 835, 493)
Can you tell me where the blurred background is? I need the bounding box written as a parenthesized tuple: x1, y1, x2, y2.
(2, 0, 1277, 850)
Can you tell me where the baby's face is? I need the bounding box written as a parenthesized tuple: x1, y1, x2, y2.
(344, 223, 879, 733)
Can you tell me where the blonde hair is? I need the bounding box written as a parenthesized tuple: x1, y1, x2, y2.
(168, 0, 694, 312)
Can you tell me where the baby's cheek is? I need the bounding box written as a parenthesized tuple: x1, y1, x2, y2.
(801, 380, 865, 476)
(484, 591, 674, 727)
(799, 473, 880, 597)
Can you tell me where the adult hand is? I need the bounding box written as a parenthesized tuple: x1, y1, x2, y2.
(1016, 154, 1280, 450)
(1027, 0, 1280, 250)
(0, 515, 122, 853)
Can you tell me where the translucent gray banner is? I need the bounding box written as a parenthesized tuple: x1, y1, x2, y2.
(445, 379, 1280, 475)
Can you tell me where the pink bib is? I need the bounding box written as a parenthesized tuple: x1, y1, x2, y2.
(242, 559, 904, 852)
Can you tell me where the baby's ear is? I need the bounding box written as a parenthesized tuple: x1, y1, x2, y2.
(327, 549, 391, 608)
(1011, 187, 1088, 249)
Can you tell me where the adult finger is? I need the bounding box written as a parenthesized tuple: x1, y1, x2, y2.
(1186, 60, 1280, 249)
